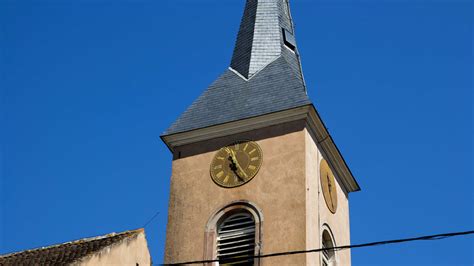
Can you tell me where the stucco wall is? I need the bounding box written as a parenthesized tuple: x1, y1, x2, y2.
(164, 120, 353, 265)
(305, 129, 352, 266)
(305, 128, 320, 265)
(76, 232, 151, 266)
(165, 120, 308, 265)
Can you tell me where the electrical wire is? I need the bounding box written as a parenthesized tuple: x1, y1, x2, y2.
(163, 230, 474, 265)
(143, 211, 160, 228)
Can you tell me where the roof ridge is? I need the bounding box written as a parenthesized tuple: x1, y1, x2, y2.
(280, 49, 307, 93)
(0, 228, 144, 259)
(230, 54, 282, 82)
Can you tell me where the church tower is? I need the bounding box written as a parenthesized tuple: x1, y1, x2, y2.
(161, 1, 360, 265)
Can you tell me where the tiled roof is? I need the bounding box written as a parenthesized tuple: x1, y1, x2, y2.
(163, 0, 312, 136)
(164, 56, 311, 135)
(0, 229, 144, 266)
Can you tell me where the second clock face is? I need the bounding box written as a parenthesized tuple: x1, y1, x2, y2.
(320, 159, 338, 214)
(210, 141, 263, 188)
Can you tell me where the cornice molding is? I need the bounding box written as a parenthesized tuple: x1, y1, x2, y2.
(161, 105, 360, 193)
(161, 106, 309, 151)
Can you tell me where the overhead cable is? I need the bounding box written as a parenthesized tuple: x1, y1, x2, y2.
(163, 230, 474, 265)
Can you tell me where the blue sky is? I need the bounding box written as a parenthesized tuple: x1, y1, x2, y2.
(1, 0, 472, 265)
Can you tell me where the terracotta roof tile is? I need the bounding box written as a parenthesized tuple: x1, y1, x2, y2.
(0, 229, 144, 266)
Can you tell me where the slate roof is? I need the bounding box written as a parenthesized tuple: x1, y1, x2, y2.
(0, 229, 144, 266)
(163, 0, 312, 136)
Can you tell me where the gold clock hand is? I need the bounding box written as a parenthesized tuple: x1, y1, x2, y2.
(230, 149, 248, 178)
(225, 148, 245, 182)
(231, 165, 245, 182)
(226, 148, 237, 166)
(327, 174, 334, 208)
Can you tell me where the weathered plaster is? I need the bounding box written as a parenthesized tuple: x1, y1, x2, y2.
(76, 231, 151, 266)
(306, 129, 352, 266)
(164, 120, 353, 266)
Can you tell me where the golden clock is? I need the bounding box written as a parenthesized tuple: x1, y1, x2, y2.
(210, 141, 263, 188)
(320, 159, 337, 214)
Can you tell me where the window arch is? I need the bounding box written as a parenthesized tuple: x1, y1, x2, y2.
(204, 201, 263, 266)
(321, 228, 336, 266)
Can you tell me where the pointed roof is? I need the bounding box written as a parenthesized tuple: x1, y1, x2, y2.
(0, 229, 146, 265)
(230, 0, 302, 79)
(163, 0, 311, 136)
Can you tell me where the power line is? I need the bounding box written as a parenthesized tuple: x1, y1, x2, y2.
(163, 230, 474, 265)
(143, 211, 160, 228)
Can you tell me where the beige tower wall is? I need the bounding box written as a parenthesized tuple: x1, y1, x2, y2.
(75, 231, 151, 266)
(305, 128, 321, 265)
(305, 129, 352, 266)
(164, 120, 352, 265)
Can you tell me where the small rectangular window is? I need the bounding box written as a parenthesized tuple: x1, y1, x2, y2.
(283, 28, 296, 50)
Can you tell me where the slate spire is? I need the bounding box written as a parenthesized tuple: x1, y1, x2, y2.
(163, 0, 311, 136)
(230, 0, 302, 79)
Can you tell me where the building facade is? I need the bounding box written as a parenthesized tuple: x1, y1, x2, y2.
(161, 0, 360, 265)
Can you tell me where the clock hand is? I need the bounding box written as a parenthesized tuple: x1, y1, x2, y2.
(232, 166, 245, 182)
(230, 149, 248, 178)
(327, 174, 334, 208)
(227, 153, 245, 182)
(225, 147, 238, 169)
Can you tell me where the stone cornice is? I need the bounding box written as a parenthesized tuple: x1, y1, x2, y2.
(161, 105, 361, 193)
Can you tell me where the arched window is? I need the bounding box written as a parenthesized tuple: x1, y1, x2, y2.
(322, 229, 336, 266)
(204, 201, 263, 266)
(217, 212, 256, 265)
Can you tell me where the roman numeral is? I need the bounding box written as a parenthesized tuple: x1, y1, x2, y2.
(251, 157, 259, 161)
(248, 165, 256, 170)
(216, 171, 224, 178)
(249, 149, 256, 155)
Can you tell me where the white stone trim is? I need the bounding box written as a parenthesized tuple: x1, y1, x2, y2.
(204, 200, 264, 266)
(321, 224, 338, 266)
(228, 67, 249, 81)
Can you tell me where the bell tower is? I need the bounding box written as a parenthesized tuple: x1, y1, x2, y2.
(161, 1, 360, 265)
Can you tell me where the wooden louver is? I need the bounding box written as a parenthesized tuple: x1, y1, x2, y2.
(321, 230, 336, 266)
(322, 240, 330, 266)
(217, 213, 256, 265)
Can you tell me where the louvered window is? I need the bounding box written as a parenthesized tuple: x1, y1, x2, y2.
(322, 230, 336, 266)
(322, 240, 330, 266)
(217, 212, 256, 265)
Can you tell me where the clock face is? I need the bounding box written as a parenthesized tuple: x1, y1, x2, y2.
(320, 159, 338, 214)
(210, 141, 263, 188)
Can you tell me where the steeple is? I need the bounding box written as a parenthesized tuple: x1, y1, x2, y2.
(162, 3, 360, 264)
(230, 0, 302, 79)
(163, 0, 311, 136)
